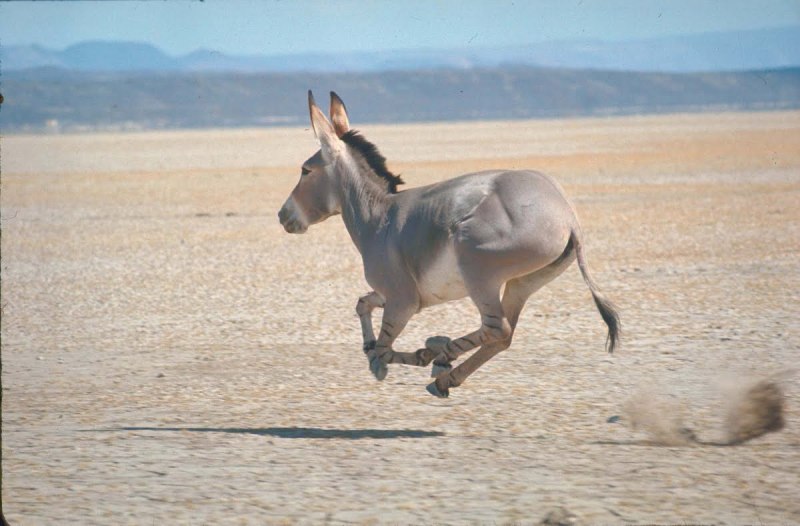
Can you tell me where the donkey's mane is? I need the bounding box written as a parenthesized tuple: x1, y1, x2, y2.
(341, 129, 404, 194)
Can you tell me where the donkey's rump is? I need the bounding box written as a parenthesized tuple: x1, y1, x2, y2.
(451, 170, 576, 284)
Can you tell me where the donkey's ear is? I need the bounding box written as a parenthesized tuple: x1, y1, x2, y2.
(308, 90, 340, 154)
(329, 91, 350, 138)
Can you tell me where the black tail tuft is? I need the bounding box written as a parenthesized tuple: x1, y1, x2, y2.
(592, 292, 621, 354)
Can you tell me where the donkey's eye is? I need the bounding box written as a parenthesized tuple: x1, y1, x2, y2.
(301, 167, 311, 176)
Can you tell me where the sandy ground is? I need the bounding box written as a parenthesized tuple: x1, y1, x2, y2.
(2, 111, 799, 525)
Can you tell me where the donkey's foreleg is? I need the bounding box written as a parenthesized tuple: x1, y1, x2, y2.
(366, 298, 441, 380)
(356, 291, 385, 353)
(366, 301, 416, 381)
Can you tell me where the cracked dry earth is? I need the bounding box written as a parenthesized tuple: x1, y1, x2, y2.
(2, 111, 799, 525)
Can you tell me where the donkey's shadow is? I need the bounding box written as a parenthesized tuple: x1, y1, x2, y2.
(114, 426, 444, 440)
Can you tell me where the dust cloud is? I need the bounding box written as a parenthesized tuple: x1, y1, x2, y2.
(724, 378, 786, 445)
(622, 388, 694, 446)
(622, 375, 788, 446)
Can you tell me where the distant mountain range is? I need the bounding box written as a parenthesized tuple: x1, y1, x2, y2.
(3, 26, 800, 73)
(4, 66, 799, 132)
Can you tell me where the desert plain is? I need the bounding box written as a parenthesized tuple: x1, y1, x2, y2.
(2, 110, 799, 524)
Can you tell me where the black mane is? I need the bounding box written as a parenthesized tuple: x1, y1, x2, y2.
(341, 129, 404, 193)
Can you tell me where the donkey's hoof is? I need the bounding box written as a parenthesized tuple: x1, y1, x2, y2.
(426, 381, 449, 398)
(430, 362, 453, 378)
(425, 336, 451, 353)
(369, 356, 388, 381)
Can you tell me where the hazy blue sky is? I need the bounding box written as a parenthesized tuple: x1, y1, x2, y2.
(1, 0, 798, 56)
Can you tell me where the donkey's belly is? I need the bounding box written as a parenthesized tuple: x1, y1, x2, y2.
(417, 243, 468, 308)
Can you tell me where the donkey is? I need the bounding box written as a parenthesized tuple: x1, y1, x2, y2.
(278, 91, 620, 398)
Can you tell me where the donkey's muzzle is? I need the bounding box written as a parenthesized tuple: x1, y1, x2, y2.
(278, 202, 307, 234)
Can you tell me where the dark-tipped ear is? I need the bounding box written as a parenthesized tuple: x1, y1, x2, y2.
(329, 91, 350, 138)
(308, 90, 317, 128)
(308, 90, 339, 154)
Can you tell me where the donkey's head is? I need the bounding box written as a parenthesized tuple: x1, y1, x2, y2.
(278, 91, 351, 234)
(278, 91, 403, 234)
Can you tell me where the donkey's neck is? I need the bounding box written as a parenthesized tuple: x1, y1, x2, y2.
(336, 160, 392, 254)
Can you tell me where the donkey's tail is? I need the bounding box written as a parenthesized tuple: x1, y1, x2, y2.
(570, 229, 620, 353)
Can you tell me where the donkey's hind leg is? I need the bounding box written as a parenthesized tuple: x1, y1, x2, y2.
(426, 331, 481, 378)
(425, 279, 511, 398)
(427, 248, 575, 397)
(421, 283, 511, 376)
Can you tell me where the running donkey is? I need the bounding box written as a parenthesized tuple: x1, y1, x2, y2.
(278, 91, 620, 398)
